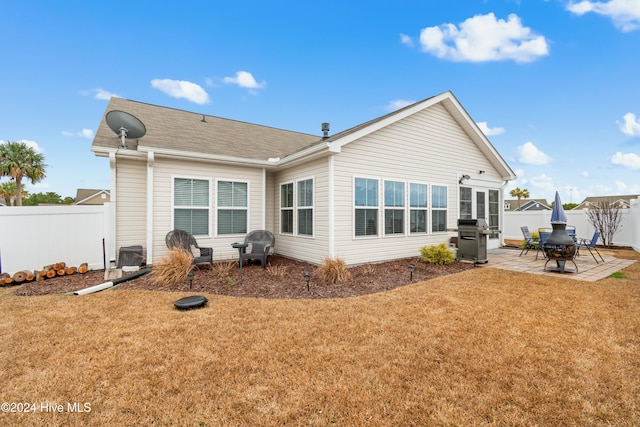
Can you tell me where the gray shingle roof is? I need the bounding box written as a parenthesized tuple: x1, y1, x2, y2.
(91, 98, 324, 160)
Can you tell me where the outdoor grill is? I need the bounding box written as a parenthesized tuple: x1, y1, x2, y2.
(456, 219, 498, 264)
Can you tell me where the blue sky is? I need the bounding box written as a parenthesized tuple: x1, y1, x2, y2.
(1, 0, 639, 204)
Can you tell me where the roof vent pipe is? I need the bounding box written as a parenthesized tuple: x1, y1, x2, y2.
(322, 122, 330, 139)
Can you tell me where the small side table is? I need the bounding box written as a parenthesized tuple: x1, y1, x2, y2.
(231, 243, 249, 280)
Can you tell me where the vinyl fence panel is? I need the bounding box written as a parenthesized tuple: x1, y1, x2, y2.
(0, 204, 110, 275)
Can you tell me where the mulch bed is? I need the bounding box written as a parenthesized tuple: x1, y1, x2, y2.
(12, 255, 474, 299)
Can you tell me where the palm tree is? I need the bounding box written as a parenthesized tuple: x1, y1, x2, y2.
(0, 141, 47, 206)
(509, 187, 530, 210)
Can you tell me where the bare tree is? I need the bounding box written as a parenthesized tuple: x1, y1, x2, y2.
(585, 201, 623, 247)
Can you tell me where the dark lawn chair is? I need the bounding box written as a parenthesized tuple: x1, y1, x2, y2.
(165, 230, 213, 266)
(519, 226, 539, 256)
(240, 230, 275, 268)
(576, 231, 605, 263)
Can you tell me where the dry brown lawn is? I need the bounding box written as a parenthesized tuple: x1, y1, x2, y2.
(1, 249, 639, 426)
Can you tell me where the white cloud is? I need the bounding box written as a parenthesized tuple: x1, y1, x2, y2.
(151, 79, 210, 104)
(517, 141, 551, 165)
(582, 171, 590, 177)
(400, 33, 414, 47)
(385, 99, 415, 111)
(618, 112, 640, 136)
(615, 180, 640, 194)
(567, 0, 640, 32)
(94, 88, 119, 100)
(62, 129, 94, 139)
(476, 121, 506, 136)
(419, 13, 549, 63)
(1, 139, 44, 153)
(223, 71, 266, 90)
(610, 151, 640, 169)
(520, 173, 555, 197)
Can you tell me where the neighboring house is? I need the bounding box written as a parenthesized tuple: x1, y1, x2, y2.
(504, 199, 551, 211)
(91, 91, 516, 266)
(572, 195, 639, 210)
(74, 189, 111, 205)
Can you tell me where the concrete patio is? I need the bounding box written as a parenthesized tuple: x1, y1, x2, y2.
(480, 247, 636, 282)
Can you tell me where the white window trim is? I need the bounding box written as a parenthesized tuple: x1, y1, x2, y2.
(296, 176, 315, 238)
(171, 175, 212, 238)
(353, 176, 380, 239)
(409, 181, 429, 235)
(279, 181, 294, 235)
(215, 178, 250, 237)
(382, 179, 407, 238)
(431, 183, 449, 233)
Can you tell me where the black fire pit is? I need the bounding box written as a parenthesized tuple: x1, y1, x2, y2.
(543, 192, 578, 274)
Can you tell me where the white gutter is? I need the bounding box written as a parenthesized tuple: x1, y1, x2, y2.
(108, 152, 117, 266)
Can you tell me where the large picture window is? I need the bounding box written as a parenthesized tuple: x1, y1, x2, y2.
(297, 178, 313, 236)
(384, 180, 404, 235)
(173, 177, 210, 236)
(409, 183, 427, 233)
(217, 181, 247, 235)
(432, 185, 447, 232)
(355, 177, 378, 236)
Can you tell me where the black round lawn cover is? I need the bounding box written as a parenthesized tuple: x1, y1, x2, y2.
(174, 295, 208, 310)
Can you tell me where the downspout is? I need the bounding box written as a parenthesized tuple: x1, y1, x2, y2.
(72, 268, 150, 295)
(262, 168, 266, 229)
(328, 155, 335, 257)
(108, 152, 117, 267)
(146, 152, 154, 264)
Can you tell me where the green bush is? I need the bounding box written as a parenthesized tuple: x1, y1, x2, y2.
(420, 243, 455, 265)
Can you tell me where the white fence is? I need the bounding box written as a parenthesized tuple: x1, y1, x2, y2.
(0, 204, 111, 275)
(503, 198, 640, 251)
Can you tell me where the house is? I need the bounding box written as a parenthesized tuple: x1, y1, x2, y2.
(90, 91, 516, 266)
(572, 195, 639, 210)
(504, 198, 551, 211)
(74, 189, 111, 205)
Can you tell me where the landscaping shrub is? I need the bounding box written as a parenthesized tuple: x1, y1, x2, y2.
(212, 260, 236, 278)
(266, 264, 287, 278)
(151, 249, 194, 287)
(420, 243, 455, 265)
(316, 257, 351, 284)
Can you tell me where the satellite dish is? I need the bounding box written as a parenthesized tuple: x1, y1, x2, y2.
(105, 110, 146, 148)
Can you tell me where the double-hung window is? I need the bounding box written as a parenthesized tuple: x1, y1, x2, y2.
(217, 180, 248, 235)
(384, 180, 404, 235)
(297, 178, 313, 236)
(431, 185, 447, 232)
(173, 177, 210, 236)
(409, 183, 427, 233)
(280, 183, 294, 234)
(354, 177, 378, 237)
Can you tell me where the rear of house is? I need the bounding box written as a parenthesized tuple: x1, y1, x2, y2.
(91, 91, 515, 266)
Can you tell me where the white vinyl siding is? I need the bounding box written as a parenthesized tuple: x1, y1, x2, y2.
(217, 180, 248, 235)
(173, 177, 210, 236)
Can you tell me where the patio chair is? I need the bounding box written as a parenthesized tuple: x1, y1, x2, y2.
(519, 226, 539, 256)
(165, 230, 213, 266)
(566, 225, 577, 242)
(576, 231, 605, 263)
(240, 230, 275, 268)
(537, 229, 552, 260)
